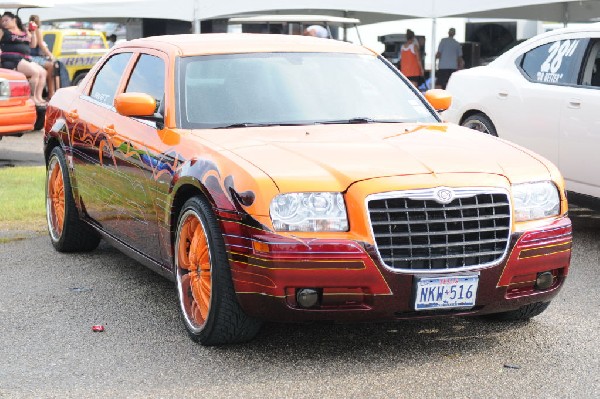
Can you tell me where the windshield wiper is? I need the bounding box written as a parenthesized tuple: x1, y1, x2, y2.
(214, 123, 271, 129)
(214, 122, 307, 129)
(317, 117, 403, 125)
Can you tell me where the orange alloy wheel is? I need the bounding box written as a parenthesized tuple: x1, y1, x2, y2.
(177, 211, 212, 331)
(47, 157, 65, 240)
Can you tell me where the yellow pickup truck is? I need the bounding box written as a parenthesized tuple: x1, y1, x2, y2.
(42, 29, 109, 86)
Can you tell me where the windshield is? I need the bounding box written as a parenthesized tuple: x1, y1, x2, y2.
(178, 52, 437, 129)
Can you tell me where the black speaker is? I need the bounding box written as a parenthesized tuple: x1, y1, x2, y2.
(461, 42, 481, 69)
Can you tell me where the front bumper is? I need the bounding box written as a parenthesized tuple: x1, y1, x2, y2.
(225, 216, 572, 322)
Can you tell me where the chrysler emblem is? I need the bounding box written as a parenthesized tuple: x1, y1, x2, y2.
(434, 188, 454, 204)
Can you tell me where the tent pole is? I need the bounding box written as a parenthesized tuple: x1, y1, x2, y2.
(193, 0, 201, 33)
(430, 17, 437, 90)
(343, 10, 348, 41)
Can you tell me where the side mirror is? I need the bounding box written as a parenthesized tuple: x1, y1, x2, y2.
(114, 92, 157, 117)
(424, 89, 452, 112)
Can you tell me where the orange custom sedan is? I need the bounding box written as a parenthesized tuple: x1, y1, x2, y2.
(43, 34, 572, 345)
(0, 67, 36, 139)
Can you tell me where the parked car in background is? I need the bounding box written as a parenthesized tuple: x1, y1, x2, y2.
(0, 68, 37, 139)
(444, 24, 600, 208)
(44, 34, 572, 345)
(42, 29, 109, 86)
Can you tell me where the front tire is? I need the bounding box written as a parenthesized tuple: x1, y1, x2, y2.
(46, 147, 100, 252)
(483, 301, 551, 321)
(175, 196, 261, 345)
(462, 113, 498, 137)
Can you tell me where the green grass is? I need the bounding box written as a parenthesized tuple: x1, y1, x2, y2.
(0, 166, 46, 230)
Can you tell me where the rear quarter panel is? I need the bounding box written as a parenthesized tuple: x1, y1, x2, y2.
(0, 69, 36, 135)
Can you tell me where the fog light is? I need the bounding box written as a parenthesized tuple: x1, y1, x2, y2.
(296, 288, 320, 308)
(535, 272, 554, 290)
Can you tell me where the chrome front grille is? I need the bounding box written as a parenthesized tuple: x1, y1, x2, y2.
(367, 188, 511, 271)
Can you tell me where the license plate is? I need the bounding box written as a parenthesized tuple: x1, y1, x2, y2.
(414, 275, 478, 311)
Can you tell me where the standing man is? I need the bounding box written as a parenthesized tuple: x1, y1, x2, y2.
(436, 28, 464, 89)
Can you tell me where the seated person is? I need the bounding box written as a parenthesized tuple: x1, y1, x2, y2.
(28, 14, 56, 99)
(0, 12, 47, 106)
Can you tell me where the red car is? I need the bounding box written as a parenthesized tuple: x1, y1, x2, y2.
(0, 67, 37, 139)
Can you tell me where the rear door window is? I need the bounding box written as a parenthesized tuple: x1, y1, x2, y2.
(519, 37, 588, 85)
(579, 39, 600, 87)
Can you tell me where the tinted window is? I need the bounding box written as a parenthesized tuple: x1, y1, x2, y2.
(43, 33, 56, 52)
(90, 52, 132, 106)
(580, 40, 600, 87)
(125, 54, 165, 102)
(179, 53, 437, 128)
(520, 38, 587, 85)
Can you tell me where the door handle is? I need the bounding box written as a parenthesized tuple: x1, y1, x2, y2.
(568, 99, 581, 109)
(497, 91, 509, 99)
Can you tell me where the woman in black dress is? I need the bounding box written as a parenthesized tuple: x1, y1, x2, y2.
(0, 12, 47, 105)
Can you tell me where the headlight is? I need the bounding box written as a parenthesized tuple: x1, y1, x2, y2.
(270, 192, 348, 232)
(512, 181, 560, 222)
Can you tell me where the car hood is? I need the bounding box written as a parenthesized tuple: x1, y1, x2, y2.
(194, 123, 552, 192)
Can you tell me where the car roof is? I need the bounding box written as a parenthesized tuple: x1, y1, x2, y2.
(490, 22, 600, 65)
(530, 22, 600, 41)
(119, 33, 375, 57)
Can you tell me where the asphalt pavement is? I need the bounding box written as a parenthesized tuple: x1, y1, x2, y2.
(0, 207, 598, 398)
(0, 130, 44, 168)
(0, 130, 599, 398)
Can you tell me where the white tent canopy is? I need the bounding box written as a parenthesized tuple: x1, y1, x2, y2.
(24, 0, 430, 25)
(24, 0, 600, 25)
(444, 0, 600, 24)
(22, 0, 600, 87)
(0, 0, 51, 8)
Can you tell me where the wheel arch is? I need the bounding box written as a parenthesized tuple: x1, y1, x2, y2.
(44, 136, 61, 166)
(459, 109, 491, 126)
(169, 178, 216, 258)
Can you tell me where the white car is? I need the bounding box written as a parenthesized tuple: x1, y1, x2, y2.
(444, 24, 600, 208)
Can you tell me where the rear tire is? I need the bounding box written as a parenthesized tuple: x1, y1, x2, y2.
(46, 147, 100, 252)
(34, 105, 46, 131)
(483, 301, 550, 321)
(71, 72, 87, 86)
(175, 196, 261, 345)
(462, 113, 498, 137)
